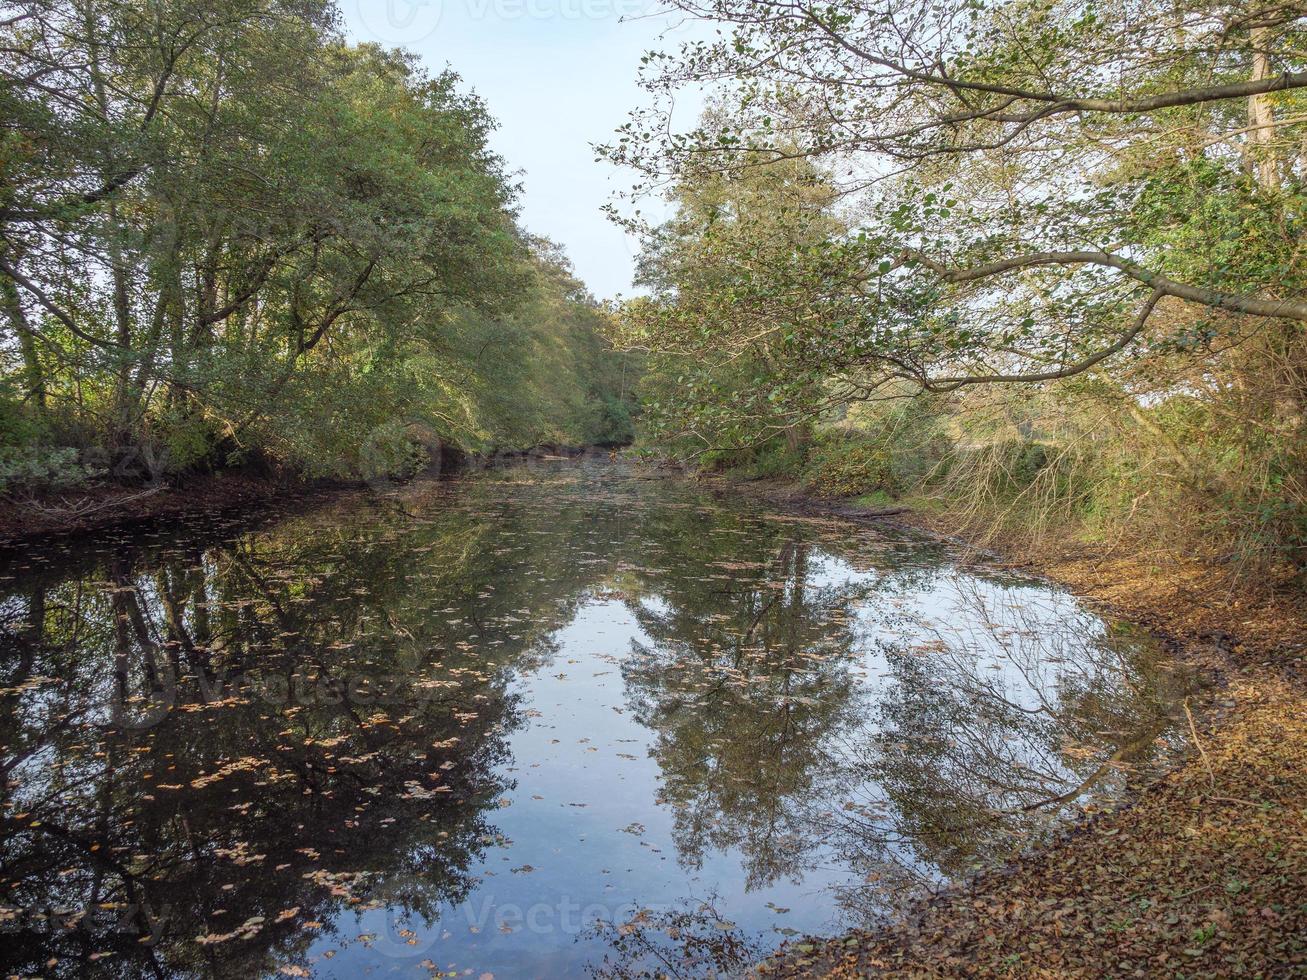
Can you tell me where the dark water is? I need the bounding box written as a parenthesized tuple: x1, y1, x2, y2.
(0, 460, 1194, 978)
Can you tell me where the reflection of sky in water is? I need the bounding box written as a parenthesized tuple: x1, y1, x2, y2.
(313, 548, 1184, 977)
(0, 463, 1192, 979)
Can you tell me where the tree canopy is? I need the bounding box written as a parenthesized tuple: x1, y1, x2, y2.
(1, 0, 633, 488)
(604, 0, 1307, 566)
(606, 0, 1307, 416)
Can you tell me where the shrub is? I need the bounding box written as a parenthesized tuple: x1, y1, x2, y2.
(0, 387, 43, 451)
(158, 409, 220, 474)
(0, 446, 97, 494)
(356, 421, 432, 483)
(801, 435, 899, 499)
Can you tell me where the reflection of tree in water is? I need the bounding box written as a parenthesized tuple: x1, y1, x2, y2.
(0, 466, 1197, 975)
(584, 893, 770, 980)
(621, 535, 878, 892)
(618, 525, 1194, 924)
(822, 577, 1195, 918)
(0, 490, 620, 978)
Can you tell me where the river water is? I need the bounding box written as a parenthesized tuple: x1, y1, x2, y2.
(0, 459, 1194, 978)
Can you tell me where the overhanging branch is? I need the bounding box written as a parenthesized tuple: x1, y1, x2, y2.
(923, 288, 1165, 390)
(0, 254, 123, 350)
(905, 250, 1307, 322)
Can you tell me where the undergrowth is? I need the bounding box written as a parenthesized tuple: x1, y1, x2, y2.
(704, 376, 1307, 583)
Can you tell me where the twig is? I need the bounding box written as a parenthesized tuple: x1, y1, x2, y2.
(1183, 698, 1216, 788)
(23, 486, 164, 521)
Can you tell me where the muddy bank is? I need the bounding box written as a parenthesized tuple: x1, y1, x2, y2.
(0, 471, 320, 547)
(0, 445, 626, 548)
(710, 474, 1307, 978)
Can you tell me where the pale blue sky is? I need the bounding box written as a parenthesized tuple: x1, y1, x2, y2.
(339, 0, 700, 300)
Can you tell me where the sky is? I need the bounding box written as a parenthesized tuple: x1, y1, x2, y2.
(338, 0, 703, 300)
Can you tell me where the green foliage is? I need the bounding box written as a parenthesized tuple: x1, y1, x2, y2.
(357, 421, 433, 483)
(155, 408, 220, 474)
(727, 438, 809, 480)
(0, 384, 41, 450)
(0, 446, 96, 494)
(591, 393, 636, 447)
(0, 5, 636, 489)
(801, 436, 898, 499)
(606, 0, 1307, 575)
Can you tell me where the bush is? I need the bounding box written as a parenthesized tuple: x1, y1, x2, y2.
(801, 435, 899, 499)
(0, 446, 98, 494)
(158, 409, 220, 473)
(752, 438, 810, 478)
(356, 421, 432, 483)
(0, 387, 43, 451)
(591, 393, 636, 446)
(948, 439, 1053, 496)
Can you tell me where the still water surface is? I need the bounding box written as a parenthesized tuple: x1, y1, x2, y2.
(0, 460, 1193, 977)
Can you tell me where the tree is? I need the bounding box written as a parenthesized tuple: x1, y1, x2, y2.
(612, 145, 848, 451)
(1, 2, 630, 487)
(605, 0, 1307, 407)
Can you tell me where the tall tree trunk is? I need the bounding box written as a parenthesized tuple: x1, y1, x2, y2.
(1247, 26, 1279, 190)
(1, 271, 47, 412)
(82, 0, 139, 445)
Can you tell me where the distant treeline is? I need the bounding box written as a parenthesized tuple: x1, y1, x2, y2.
(1, 0, 635, 492)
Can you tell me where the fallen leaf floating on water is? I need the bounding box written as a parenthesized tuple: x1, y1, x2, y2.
(0, 465, 1202, 977)
(196, 916, 264, 945)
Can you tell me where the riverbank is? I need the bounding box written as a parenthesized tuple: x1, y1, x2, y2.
(725, 476, 1307, 978)
(10, 454, 1163, 978)
(0, 445, 615, 547)
(5, 460, 1302, 975)
(0, 471, 315, 547)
